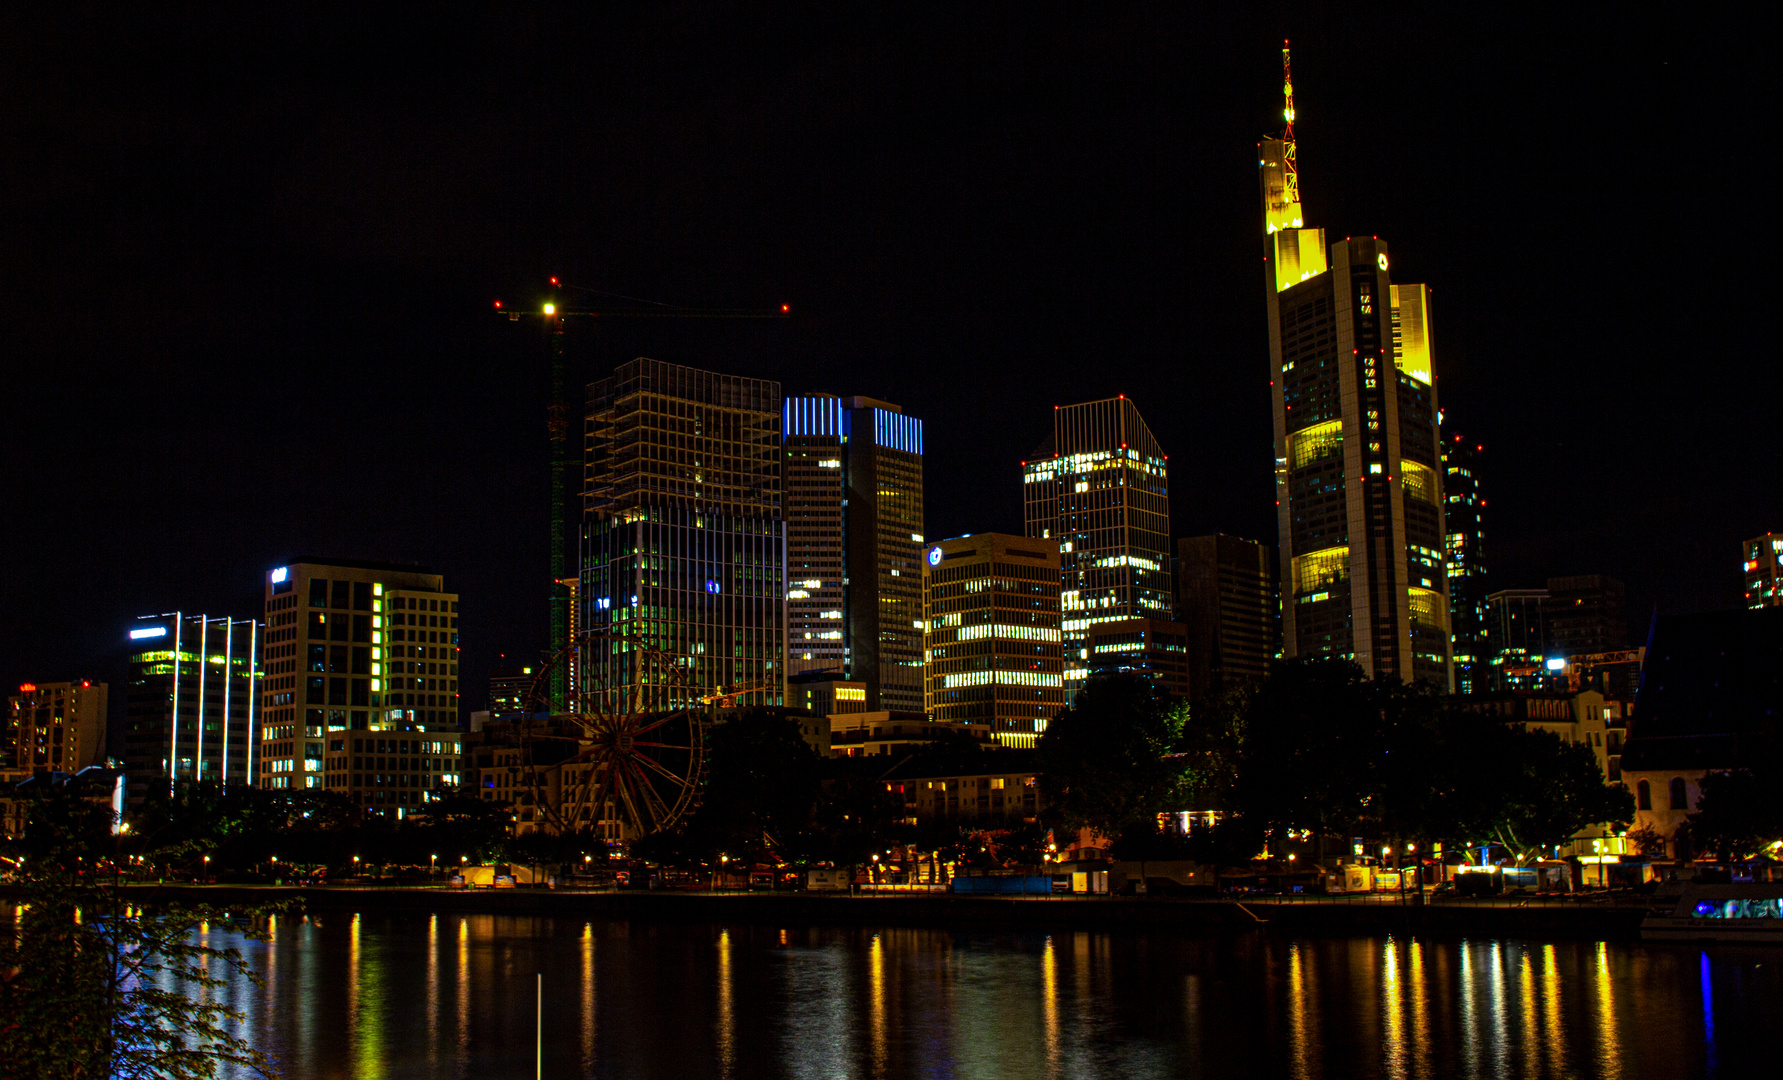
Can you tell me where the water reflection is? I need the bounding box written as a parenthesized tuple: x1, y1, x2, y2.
(197, 913, 1770, 1079)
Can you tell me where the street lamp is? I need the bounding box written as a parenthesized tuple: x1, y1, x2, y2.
(430, 854, 438, 882)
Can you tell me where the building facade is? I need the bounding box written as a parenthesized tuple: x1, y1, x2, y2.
(1176, 534, 1277, 701)
(1022, 397, 1172, 694)
(487, 665, 534, 720)
(1547, 575, 1628, 657)
(260, 559, 461, 808)
(1260, 115, 1453, 687)
(782, 394, 925, 711)
(1443, 434, 1489, 693)
(1484, 588, 1549, 689)
(124, 612, 259, 803)
(1744, 532, 1783, 609)
(1086, 618, 1191, 699)
(8, 680, 108, 775)
(581, 359, 785, 708)
(922, 533, 1063, 747)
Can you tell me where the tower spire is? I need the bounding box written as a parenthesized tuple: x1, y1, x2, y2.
(1281, 39, 1299, 208)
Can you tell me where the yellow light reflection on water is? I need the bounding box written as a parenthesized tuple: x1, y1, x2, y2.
(716, 928, 735, 1079)
(869, 933, 888, 1076)
(1288, 941, 1317, 1080)
(456, 917, 470, 1054)
(1519, 949, 1538, 1077)
(1542, 944, 1564, 1073)
(350, 912, 385, 1079)
(1042, 935, 1061, 1077)
(581, 923, 596, 1072)
(426, 914, 439, 1072)
(1595, 941, 1620, 1079)
(1408, 939, 1430, 1074)
(1382, 938, 1405, 1079)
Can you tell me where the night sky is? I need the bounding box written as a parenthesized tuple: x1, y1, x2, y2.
(5, 7, 1773, 718)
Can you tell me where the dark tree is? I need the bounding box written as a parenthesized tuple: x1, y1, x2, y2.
(1037, 673, 1190, 845)
(1690, 768, 1783, 861)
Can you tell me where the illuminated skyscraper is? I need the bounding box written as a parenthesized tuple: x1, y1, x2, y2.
(124, 612, 256, 803)
(1743, 532, 1783, 609)
(783, 394, 925, 712)
(1260, 47, 1452, 686)
(1443, 434, 1489, 693)
(581, 359, 785, 707)
(1022, 397, 1172, 694)
(260, 559, 462, 811)
(922, 533, 1063, 747)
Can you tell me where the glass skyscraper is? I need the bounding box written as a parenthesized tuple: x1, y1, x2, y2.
(1443, 434, 1488, 693)
(1260, 113, 1453, 687)
(581, 358, 786, 708)
(125, 612, 257, 803)
(783, 394, 925, 712)
(1022, 396, 1172, 693)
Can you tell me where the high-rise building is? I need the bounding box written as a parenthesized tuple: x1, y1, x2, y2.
(782, 394, 925, 711)
(1086, 618, 1191, 699)
(1744, 533, 1783, 609)
(123, 612, 257, 803)
(1022, 397, 1172, 694)
(1259, 53, 1453, 687)
(581, 358, 785, 707)
(7, 680, 108, 775)
(260, 559, 461, 807)
(487, 665, 535, 720)
(1547, 575, 1628, 656)
(1484, 588, 1549, 690)
(922, 533, 1063, 747)
(1176, 534, 1278, 701)
(1443, 434, 1489, 693)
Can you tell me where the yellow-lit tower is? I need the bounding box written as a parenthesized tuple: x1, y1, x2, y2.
(1261, 42, 1453, 687)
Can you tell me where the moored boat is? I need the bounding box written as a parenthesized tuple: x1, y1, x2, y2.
(1641, 884, 1783, 942)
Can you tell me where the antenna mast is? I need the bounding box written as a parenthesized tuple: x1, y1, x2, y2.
(1281, 40, 1299, 208)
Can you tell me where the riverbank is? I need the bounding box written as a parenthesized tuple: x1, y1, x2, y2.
(101, 884, 1650, 939)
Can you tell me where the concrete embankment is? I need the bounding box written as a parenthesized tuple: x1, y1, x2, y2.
(110, 885, 1648, 939)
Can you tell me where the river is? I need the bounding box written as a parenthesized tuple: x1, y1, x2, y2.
(199, 911, 1765, 1078)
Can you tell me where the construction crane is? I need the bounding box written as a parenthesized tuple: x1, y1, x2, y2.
(496, 280, 790, 711)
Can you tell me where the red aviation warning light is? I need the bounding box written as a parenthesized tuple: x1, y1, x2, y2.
(549, 277, 559, 286)
(780, 303, 790, 313)
(493, 300, 503, 309)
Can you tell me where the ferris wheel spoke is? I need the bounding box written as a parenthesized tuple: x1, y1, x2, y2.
(632, 749, 690, 786)
(631, 712, 690, 736)
(623, 754, 674, 825)
(631, 741, 693, 751)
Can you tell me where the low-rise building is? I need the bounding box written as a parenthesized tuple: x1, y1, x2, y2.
(1616, 606, 1782, 861)
(885, 749, 1042, 824)
(829, 711, 993, 758)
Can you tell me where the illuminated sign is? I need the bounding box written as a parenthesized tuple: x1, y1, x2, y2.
(927, 546, 943, 567)
(270, 566, 289, 583)
(1545, 657, 1566, 671)
(706, 580, 721, 594)
(1377, 253, 1389, 270)
(130, 626, 168, 640)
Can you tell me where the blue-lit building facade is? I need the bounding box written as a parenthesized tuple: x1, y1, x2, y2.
(581, 359, 786, 709)
(783, 394, 925, 713)
(1022, 396, 1172, 695)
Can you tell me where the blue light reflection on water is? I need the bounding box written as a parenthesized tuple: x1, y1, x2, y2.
(204, 914, 1767, 1079)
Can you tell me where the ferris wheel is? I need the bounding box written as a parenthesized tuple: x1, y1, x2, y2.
(514, 633, 709, 844)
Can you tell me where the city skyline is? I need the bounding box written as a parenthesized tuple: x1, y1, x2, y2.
(5, 12, 1769, 716)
